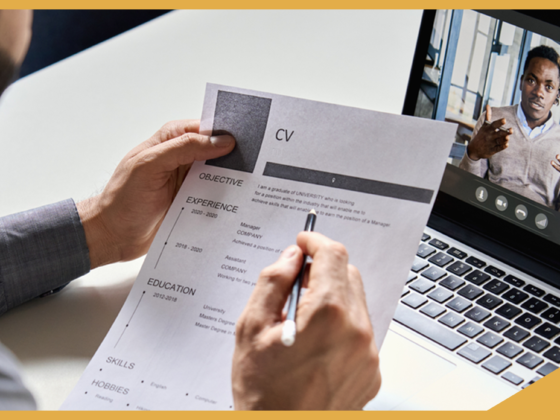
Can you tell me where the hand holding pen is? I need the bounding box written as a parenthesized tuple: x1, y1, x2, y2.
(467, 104, 512, 161)
(232, 229, 381, 410)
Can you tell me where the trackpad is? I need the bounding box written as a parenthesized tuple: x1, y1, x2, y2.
(365, 329, 456, 410)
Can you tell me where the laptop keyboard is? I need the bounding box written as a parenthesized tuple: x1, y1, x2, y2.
(394, 230, 560, 388)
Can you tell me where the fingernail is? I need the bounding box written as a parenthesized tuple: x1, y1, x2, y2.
(281, 245, 298, 259)
(210, 135, 234, 147)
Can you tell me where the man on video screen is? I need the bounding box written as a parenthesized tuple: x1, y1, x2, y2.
(459, 45, 560, 210)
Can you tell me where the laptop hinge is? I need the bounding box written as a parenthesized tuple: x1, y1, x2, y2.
(428, 212, 560, 287)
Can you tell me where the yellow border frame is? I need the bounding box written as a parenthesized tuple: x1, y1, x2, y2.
(1, 3, 560, 416)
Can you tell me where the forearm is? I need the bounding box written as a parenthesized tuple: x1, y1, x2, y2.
(0, 199, 90, 315)
(76, 197, 121, 269)
(459, 151, 487, 177)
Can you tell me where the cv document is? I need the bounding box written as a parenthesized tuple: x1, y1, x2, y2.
(62, 84, 456, 410)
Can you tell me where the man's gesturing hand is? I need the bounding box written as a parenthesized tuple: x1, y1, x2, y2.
(232, 232, 381, 410)
(551, 154, 560, 172)
(467, 105, 512, 161)
(76, 120, 235, 268)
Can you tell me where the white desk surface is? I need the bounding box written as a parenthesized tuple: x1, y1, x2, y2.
(0, 10, 422, 410)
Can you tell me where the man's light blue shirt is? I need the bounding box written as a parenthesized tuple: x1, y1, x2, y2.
(516, 104, 555, 139)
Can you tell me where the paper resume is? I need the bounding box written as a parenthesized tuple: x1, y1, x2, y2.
(62, 84, 456, 410)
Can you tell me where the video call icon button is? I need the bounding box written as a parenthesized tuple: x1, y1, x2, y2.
(476, 187, 488, 202)
(535, 213, 548, 230)
(495, 195, 508, 212)
(515, 205, 528, 221)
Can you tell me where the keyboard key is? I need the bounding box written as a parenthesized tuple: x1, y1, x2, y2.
(544, 347, 560, 363)
(504, 326, 530, 343)
(484, 316, 510, 332)
(483, 280, 509, 295)
(393, 305, 467, 351)
(465, 270, 490, 286)
(401, 293, 428, 309)
(523, 284, 545, 298)
(411, 257, 429, 272)
(465, 306, 491, 323)
(458, 342, 492, 363)
(447, 247, 467, 259)
(504, 274, 525, 287)
(421, 233, 430, 242)
(516, 353, 544, 369)
(522, 376, 541, 389)
(484, 266, 505, 278)
(410, 278, 436, 294)
(458, 285, 484, 300)
(503, 288, 529, 305)
(401, 289, 410, 298)
(446, 296, 472, 313)
(428, 252, 454, 267)
(523, 337, 550, 353)
(503, 274, 525, 288)
(428, 238, 448, 250)
(497, 342, 524, 359)
(502, 371, 524, 385)
(438, 312, 465, 328)
(427, 287, 453, 303)
(482, 355, 512, 374)
(466, 256, 486, 269)
(458, 322, 484, 338)
(540, 308, 560, 324)
(406, 272, 417, 284)
(476, 294, 503, 310)
(417, 243, 436, 258)
(496, 303, 522, 320)
(543, 294, 560, 307)
(440, 275, 465, 291)
(537, 362, 558, 376)
(420, 302, 446, 318)
(534, 323, 560, 340)
(421, 266, 447, 281)
(477, 332, 503, 348)
(521, 297, 548, 314)
(446, 261, 472, 277)
(515, 313, 542, 329)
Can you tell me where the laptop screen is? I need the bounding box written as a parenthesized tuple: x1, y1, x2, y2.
(403, 10, 560, 282)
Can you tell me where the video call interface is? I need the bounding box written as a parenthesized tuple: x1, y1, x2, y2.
(413, 10, 560, 243)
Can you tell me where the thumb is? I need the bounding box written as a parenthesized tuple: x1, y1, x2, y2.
(243, 246, 303, 331)
(136, 132, 235, 173)
(486, 104, 492, 122)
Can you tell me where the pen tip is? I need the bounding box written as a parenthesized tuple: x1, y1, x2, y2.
(310, 209, 317, 215)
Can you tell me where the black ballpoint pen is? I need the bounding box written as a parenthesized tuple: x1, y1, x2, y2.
(281, 209, 317, 347)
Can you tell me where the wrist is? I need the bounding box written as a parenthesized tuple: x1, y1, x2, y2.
(466, 143, 480, 161)
(76, 197, 121, 269)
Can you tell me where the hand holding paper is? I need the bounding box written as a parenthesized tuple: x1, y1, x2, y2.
(232, 232, 380, 410)
(77, 120, 235, 268)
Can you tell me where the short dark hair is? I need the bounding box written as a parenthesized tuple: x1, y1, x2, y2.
(0, 46, 18, 97)
(523, 45, 560, 79)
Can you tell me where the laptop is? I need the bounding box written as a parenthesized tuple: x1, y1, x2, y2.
(366, 10, 560, 410)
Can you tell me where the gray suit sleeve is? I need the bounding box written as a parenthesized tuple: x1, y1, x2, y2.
(0, 342, 36, 410)
(0, 198, 90, 315)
